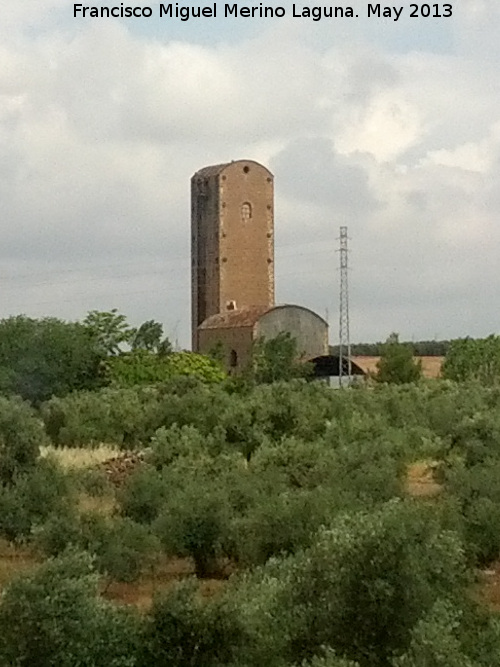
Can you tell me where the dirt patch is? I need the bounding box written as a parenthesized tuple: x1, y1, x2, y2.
(475, 563, 500, 612)
(101, 556, 231, 610)
(406, 461, 442, 498)
(102, 556, 194, 609)
(0, 540, 39, 592)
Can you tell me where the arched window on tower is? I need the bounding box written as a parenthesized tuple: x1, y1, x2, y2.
(241, 202, 252, 223)
(229, 349, 238, 368)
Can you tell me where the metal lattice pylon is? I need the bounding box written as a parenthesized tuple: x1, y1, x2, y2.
(338, 226, 351, 386)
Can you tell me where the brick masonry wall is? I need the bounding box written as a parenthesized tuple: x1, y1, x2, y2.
(191, 160, 274, 351)
(218, 161, 274, 313)
(198, 326, 254, 372)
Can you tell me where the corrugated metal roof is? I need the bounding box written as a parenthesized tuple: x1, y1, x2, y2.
(198, 306, 272, 330)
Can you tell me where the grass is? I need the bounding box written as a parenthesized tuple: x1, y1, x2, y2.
(40, 444, 122, 470)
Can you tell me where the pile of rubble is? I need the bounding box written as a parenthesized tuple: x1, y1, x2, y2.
(98, 451, 146, 487)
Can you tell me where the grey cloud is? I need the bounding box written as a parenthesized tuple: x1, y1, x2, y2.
(1, 6, 500, 347)
(271, 138, 379, 215)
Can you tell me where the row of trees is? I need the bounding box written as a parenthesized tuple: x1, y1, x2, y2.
(1, 368, 500, 663)
(2, 310, 500, 664)
(372, 333, 500, 386)
(331, 339, 451, 357)
(0, 311, 226, 404)
(4, 499, 499, 667)
(0, 307, 499, 404)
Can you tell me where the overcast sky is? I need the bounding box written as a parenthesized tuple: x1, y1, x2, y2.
(1, 0, 499, 347)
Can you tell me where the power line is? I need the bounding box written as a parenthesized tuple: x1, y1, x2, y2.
(1, 241, 338, 289)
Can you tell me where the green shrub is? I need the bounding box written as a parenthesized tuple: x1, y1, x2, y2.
(0, 395, 48, 484)
(0, 550, 139, 666)
(0, 458, 73, 541)
(279, 500, 468, 666)
(0, 315, 102, 405)
(41, 386, 163, 447)
(305, 652, 360, 667)
(105, 349, 226, 386)
(34, 506, 82, 557)
(147, 424, 226, 469)
(118, 465, 167, 524)
(446, 460, 500, 565)
(140, 580, 247, 667)
(231, 489, 328, 566)
(392, 600, 478, 667)
(95, 517, 160, 583)
(154, 482, 231, 577)
(374, 334, 422, 384)
(69, 466, 113, 497)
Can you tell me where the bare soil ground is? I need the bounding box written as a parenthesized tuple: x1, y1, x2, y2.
(474, 564, 500, 612)
(406, 461, 442, 498)
(0, 539, 39, 590)
(101, 556, 225, 610)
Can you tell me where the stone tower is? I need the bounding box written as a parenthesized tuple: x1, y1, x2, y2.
(191, 159, 274, 350)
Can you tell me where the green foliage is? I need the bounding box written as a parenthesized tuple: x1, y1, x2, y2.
(163, 351, 227, 383)
(34, 505, 83, 557)
(130, 319, 171, 354)
(0, 395, 47, 484)
(0, 550, 139, 666)
(444, 460, 500, 565)
(147, 424, 224, 469)
(375, 333, 423, 384)
(79, 514, 160, 583)
(392, 600, 478, 667)
(305, 652, 360, 667)
(119, 465, 168, 524)
(41, 386, 163, 447)
(231, 488, 328, 566)
(83, 308, 135, 356)
(154, 482, 231, 577)
(140, 580, 248, 667)
(0, 315, 102, 404)
(104, 349, 226, 387)
(36, 510, 160, 583)
(279, 501, 468, 666)
(443, 335, 500, 384)
(0, 458, 73, 541)
(251, 332, 313, 384)
(7, 370, 500, 665)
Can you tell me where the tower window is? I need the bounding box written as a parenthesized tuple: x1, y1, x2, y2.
(230, 349, 238, 367)
(241, 202, 252, 223)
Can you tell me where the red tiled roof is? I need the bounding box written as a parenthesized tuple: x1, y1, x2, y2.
(192, 163, 230, 179)
(198, 306, 272, 330)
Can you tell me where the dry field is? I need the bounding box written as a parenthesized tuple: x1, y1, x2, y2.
(0, 540, 39, 591)
(40, 444, 122, 470)
(405, 461, 442, 498)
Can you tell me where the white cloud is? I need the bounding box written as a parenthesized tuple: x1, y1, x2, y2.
(1, 3, 500, 344)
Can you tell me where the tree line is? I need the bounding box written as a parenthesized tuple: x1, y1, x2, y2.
(1, 310, 500, 665)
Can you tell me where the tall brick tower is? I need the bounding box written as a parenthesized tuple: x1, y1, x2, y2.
(191, 160, 274, 351)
